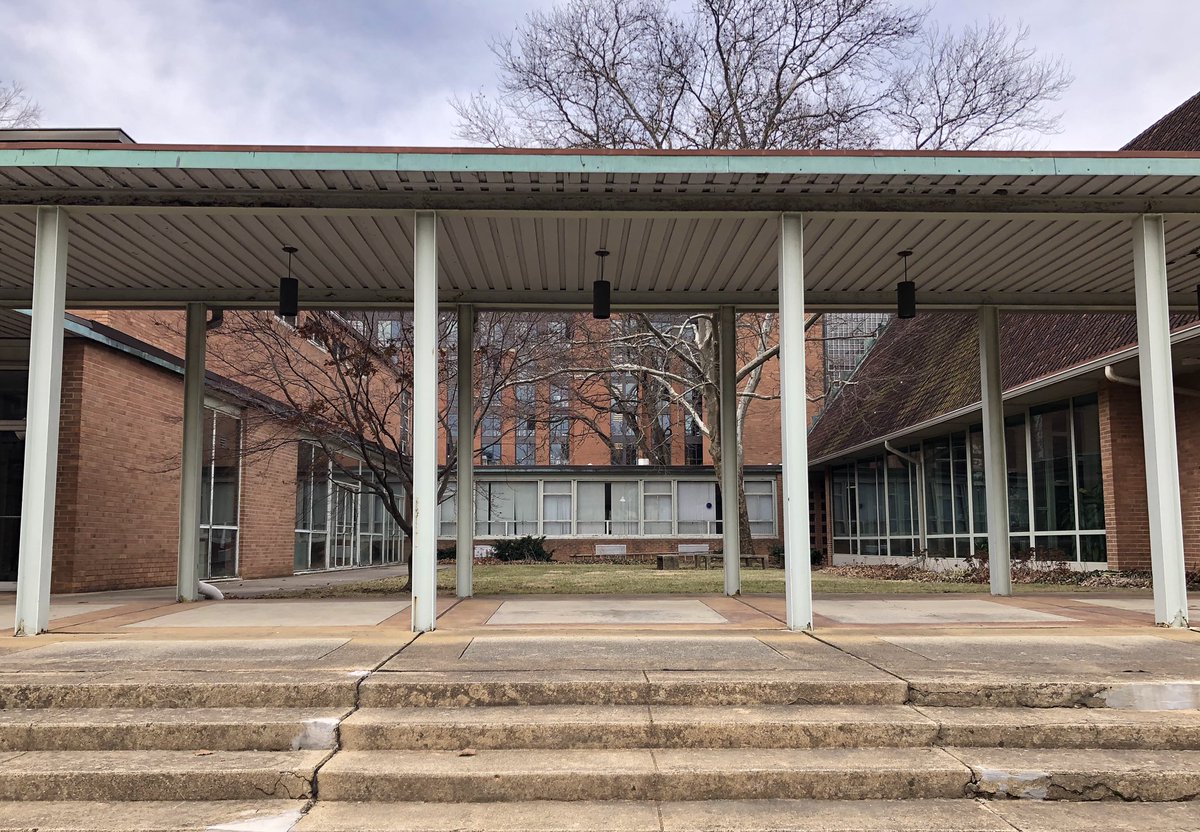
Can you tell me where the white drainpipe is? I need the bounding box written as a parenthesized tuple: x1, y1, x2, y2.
(1105, 365, 1200, 398)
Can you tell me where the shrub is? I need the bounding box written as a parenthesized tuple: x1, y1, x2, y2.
(492, 535, 553, 563)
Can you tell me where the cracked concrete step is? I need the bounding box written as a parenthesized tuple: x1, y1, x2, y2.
(360, 671, 908, 707)
(929, 705, 1200, 748)
(0, 707, 348, 751)
(0, 800, 307, 831)
(340, 703, 1200, 750)
(0, 671, 361, 708)
(956, 747, 1200, 801)
(316, 747, 972, 802)
(340, 705, 939, 749)
(293, 799, 1200, 832)
(0, 750, 328, 801)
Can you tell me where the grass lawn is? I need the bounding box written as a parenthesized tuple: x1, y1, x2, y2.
(254, 563, 1119, 598)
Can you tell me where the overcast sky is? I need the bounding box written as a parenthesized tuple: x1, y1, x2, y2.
(2, 0, 1196, 150)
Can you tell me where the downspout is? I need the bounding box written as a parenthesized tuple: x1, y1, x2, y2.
(1105, 365, 1200, 398)
(197, 581, 224, 600)
(885, 440, 927, 553)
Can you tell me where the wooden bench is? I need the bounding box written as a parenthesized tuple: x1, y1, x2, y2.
(706, 553, 769, 569)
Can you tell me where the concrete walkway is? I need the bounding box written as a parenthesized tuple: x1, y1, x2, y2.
(0, 586, 1188, 635)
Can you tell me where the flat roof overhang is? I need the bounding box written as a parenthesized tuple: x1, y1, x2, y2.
(3, 144, 1200, 310)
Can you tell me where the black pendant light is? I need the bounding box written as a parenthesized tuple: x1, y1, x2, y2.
(592, 248, 611, 319)
(278, 245, 299, 318)
(896, 249, 916, 319)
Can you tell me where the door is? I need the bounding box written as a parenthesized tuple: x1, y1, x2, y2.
(329, 481, 360, 569)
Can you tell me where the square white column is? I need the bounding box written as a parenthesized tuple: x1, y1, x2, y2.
(1132, 214, 1188, 627)
(978, 306, 1011, 595)
(456, 303, 475, 599)
(778, 214, 813, 630)
(718, 305, 742, 595)
(411, 211, 440, 632)
(177, 303, 207, 602)
(15, 207, 69, 636)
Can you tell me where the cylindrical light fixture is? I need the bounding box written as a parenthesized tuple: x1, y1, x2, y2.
(279, 245, 299, 318)
(896, 249, 916, 319)
(592, 248, 611, 319)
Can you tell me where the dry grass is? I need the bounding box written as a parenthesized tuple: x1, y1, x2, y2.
(247, 563, 1120, 598)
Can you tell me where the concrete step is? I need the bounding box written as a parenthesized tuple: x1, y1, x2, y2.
(0, 750, 328, 801)
(340, 705, 936, 749)
(0, 671, 360, 708)
(956, 747, 1200, 801)
(339, 703, 1200, 750)
(360, 671, 908, 707)
(316, 747, 972, 802)
(294, 799, 1200, 832)
(0, 707, 348, 751)
(0, 800, 307, 831)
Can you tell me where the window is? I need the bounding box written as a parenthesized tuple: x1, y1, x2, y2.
(822, 313, 891, 392)
(376, 319, 403, 345)
(549, 416, 570, 465)
(294, 443, 328, 571)
(445, 386, 458, 463)
(439, 485, 457, 538)
(200, 408, 241, 579)
(969, 427, 987, 534)
(1073, 395, 1104, 531)
(515, 384, 537, 465)
(745, 479, 776, 537)
(1006, 416, 1029, 533)
(576, 481, 639, 535)
(480, 413, 502, 465)
(677, 481, 717, 535)
(1031, 403, 1075, 532)
(542, 482, 573, 535)
(475, 482, 538, 537)
(643, 481, 673, 535)
(684, 392, 704, 465)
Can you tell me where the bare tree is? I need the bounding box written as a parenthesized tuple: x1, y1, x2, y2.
(451, 0, 1071, 562)
(176, 310, 565, 587)
(0, 81, 40, 129)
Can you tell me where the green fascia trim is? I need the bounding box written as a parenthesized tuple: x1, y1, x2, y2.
(4, 147, 1200, 179)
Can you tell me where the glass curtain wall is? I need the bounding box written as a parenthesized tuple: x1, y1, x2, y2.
(294, 442, 405, 571)
(830, 394, 1106, 563)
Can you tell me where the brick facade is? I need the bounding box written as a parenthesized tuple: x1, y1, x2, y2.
(1098, 378, 1200, 571)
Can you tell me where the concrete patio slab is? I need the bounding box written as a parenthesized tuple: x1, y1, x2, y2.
(816, 598, 1077, 625)
(0, 638, 353, 672)
(0, 601, 125, 622)
(125, 599, 411, 629)
(486, 599, 727, 626)
(0, 800, 308, 832)
(1075, 597, 1200, 615)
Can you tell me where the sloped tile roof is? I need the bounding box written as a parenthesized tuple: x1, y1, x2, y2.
(1123, 90, 1200, 151)
(807, 312, 1194, 460)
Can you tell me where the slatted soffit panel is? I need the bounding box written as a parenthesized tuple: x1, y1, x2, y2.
(1, 144, 1200, 309)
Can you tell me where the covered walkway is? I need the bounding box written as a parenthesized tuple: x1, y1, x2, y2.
(1, 143, 1198, 633)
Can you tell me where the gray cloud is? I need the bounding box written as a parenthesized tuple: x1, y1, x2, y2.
(1, 0, 1196, 149)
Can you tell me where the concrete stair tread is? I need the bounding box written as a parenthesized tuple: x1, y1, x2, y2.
(316, 747, 970, 801)
(294, 799, 1200, 831)
(0, 800, 307, 831)
(0, 750, 329, 801)
(0, 707, 348, 751)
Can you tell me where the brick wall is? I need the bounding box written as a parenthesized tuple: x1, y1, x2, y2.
(1098, 378, 1200, 571)
(53, 342, 183, 592)
(236, 422, 298, 580)
(439, 535, 784, 562)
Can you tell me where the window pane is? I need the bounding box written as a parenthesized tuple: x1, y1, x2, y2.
(831, 466, 850, 537)
(1034, 534, 1077, 562)
(950, 433, 969, 535)
(611, 482, 639, 535)
(294, 532, 310, 571)
(746, 479, 775, 537)
(678, 482, 717, 534)
(577, 482, 607, 535)
(924, 439, 953, 535)
(1031, 405, 1075, 531)
(970, 427, 987, 534)
(439, 487, 457, 538)
(1080, 534, 1107, 563)
(543, 484, 573, 536)
(1005, 417, 1029, 533)
(885, 456, 913, 535)
(207, 528, 238, 578)
(856, 459, 881, 537)
(1073, 398, 1105, 530)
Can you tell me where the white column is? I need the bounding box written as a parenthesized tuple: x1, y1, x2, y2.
(778, 213, 812, 630)
(15, 207, 69, 636)
(1132, 214, 1188, 627)
(456, 304, 475, 599)
(411, 211, 440, 632)
(718, 305, 741, 595)
(177, 303, 206, 602)
(978, 306, 1011, 596)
